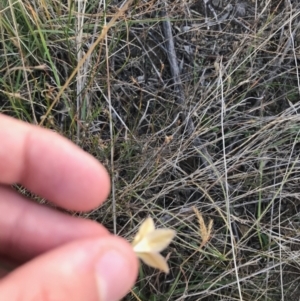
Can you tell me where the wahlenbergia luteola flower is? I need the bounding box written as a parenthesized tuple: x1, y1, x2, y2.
(132, 217, 176, 273)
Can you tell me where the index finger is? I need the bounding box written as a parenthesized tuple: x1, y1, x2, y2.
(0, 114, 110, 211)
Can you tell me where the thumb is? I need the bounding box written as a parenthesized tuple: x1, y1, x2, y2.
(0, 236, 138, 301)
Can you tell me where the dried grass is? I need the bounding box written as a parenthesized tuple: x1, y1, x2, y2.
(1, 0, 300, 300)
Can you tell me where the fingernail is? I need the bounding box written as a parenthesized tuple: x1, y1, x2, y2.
(95, 250, 131, 301)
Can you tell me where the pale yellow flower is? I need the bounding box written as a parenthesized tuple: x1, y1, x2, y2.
(132, 217, 176, 274)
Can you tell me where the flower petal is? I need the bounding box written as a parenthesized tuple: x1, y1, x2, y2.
(137, 252, 170, 274)
(132, 217, 155, 247)
(133, 229, 176, 253)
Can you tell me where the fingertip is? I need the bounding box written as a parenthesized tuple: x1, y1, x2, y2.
(91, 162, 111, 210)
(95, 236, 139, 301)
(0, 236, 138, 301)
(23, 128, 111, 211)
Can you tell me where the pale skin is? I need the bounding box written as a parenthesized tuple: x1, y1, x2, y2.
(0, 114, 138, 301)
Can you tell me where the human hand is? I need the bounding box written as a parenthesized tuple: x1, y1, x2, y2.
(0, 114, 138, 301)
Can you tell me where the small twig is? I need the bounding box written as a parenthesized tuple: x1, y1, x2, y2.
(203, 0, 210, 29)
(162, 9, 196, 139)
(207, 3, 222, 31)
(162, 10, 185, 104)
(162, 6, 211, 167)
